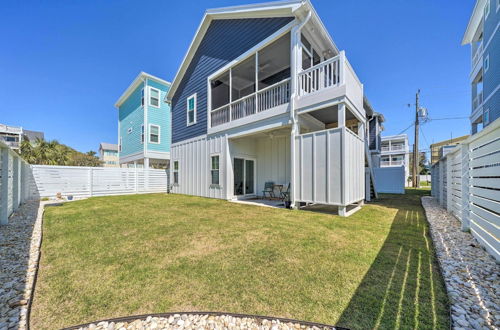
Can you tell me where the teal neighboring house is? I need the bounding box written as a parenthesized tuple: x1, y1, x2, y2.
(115, 72, 171, 168)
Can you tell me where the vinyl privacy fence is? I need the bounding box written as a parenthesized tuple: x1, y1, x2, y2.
(0, 141, 169, 225)
(431, 119, 500, 262)
(0, 142, 32, 225)
(31, 165, 168, 199)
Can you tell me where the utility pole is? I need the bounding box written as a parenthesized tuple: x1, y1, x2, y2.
(413, 90, 420, 188)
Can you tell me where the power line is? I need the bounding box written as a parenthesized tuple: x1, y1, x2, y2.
(397, 122, 415, 135)
(427, 116, 469, 121)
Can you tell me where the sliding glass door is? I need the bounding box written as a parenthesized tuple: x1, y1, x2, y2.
(234, 158, 255, 196)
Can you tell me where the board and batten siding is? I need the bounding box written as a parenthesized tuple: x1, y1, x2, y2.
(294, 127, 364, 206)
(171, 17, 294, 144)
(170, 135, 228, 199)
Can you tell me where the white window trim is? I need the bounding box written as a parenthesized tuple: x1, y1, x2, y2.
(149, 124, 160, 144)
(149, 87, 161, 108)
(497, 0, 499, 12)
(187, 93, 197, 126)
(173, 160, 179, 185)
(484, 108, 490, 124)
(484, 54, 490, 72)
(141, 124, 144, 144)
(210, 154, 221, 186)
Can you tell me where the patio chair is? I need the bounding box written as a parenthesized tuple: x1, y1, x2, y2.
(280, 183, 290, 201)
(262, 181, 275, 199)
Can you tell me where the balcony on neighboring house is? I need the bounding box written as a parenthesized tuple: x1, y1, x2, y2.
(471, 39, 483, 68)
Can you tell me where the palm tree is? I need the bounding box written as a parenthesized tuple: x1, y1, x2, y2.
(20, 140, 36, 164)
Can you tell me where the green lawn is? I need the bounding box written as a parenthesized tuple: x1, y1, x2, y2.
(31, 190, 449, 329)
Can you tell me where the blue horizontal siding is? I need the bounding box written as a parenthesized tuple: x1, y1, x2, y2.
(171, 17, 294, 144)
(482, 0, 499, 127)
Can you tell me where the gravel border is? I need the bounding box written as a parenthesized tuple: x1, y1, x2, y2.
(64, 312, 345, 330)
(421, 196, 499, 330)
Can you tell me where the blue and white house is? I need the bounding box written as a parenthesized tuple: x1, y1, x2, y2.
(115, 72, 171, 168)
(166, 0, 381, 216)
(462, 0, 500, 134)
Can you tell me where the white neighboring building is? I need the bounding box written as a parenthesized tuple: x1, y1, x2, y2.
(0, 123, 44, 150)
(380, 134, 410, 185)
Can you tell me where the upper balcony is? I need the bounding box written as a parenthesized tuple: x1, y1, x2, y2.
(207, 29, 365, 135)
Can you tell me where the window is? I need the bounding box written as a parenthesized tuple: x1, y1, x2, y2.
(301, 33, 321, 70)
(127, 127, 133, 134)
(484, 0, 490, 18)
(484, 108, 490, 124)
(141, 88, 144, 106)
(149, 87, 160, 108)
(211, 155, 220, 185)
(187, 94, 197, 125)
(149, 125, 160, 143)
(119, 137, 122, 152)
(141, 125, 144, 144)
(173, 161, 179, 184)
(484, 54, 490, 72)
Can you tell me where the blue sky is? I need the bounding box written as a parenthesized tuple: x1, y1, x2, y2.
(0, 0, 474, 156)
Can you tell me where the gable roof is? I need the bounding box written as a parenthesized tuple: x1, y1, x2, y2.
(115, 72, 171, 108)
(99, 142, 119, 151)
(166, 0, 339, 102)
(462, 0, 486, 45)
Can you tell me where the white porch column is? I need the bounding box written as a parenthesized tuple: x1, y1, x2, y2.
(144, 157, 149, 169)
(338, 103, 346, 128)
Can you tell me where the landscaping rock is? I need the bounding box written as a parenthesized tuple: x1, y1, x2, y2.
(421, 197, 500, 330)
(75, 314, 337, 330)
(0, 201, 53, 330)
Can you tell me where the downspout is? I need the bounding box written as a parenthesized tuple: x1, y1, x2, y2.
(289, 9, 311, 209)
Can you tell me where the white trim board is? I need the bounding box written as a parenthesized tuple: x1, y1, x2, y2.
(115, 72, 171, 108)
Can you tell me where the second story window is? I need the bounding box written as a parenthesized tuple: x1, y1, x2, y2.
(149, 125, 160, 144)
(141, 88, 144, 106)
(119, 137, 122, 152)
(484, 0, 490, 18)
(187, 94, 197, 126)
(149, 87, 160, 108)
(301, 33, 320, 70)
(484, 54, 490, 72)
(173, 160, 179, 184)
(141, 125, 144, 144)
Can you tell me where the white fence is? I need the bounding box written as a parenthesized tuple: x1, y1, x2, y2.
(431, 119, 500, 261)
(373, 167, 405, 194)
(0, 141, 170, 225)
(0, 142, 31, 225)
(31, 165, 168, 199)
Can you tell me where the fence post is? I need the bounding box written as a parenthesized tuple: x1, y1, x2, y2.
(446, 155, 453, 213)
(1, 148, 10, 225)
(88, 168, 93, 197)
(135, 165, 138, 193)
(12, 155, 20, 210)
(461, 143, 470, 231)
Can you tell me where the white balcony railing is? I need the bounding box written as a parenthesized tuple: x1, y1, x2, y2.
(472, 41, 483, 67)
(210, 78, 290, 127)
(473, 91, 483, 110)
(298, 55, 341, 96)
(381, 146, 390, 152)
(391, 144, 404, 151)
